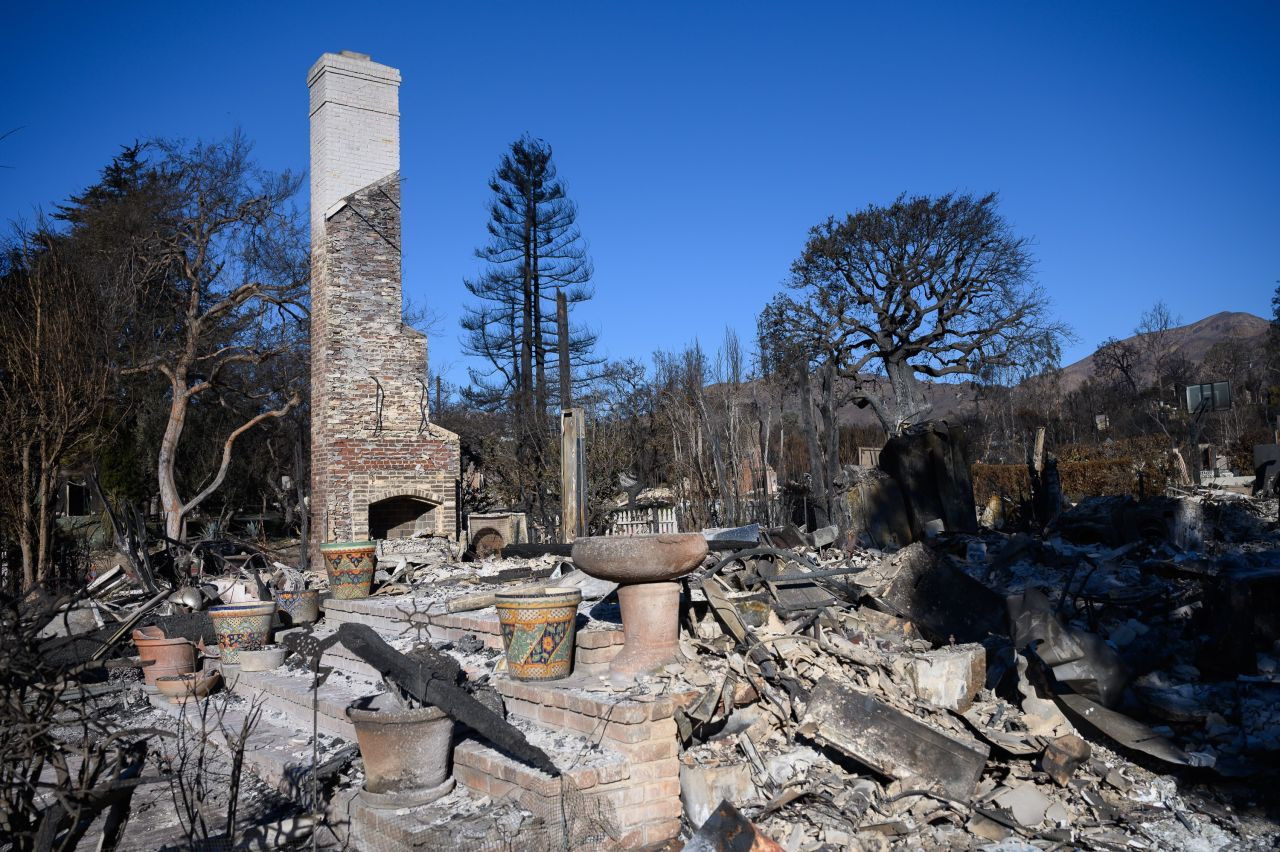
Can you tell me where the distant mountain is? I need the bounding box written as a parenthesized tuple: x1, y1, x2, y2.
(1056, 311, 1269, 392)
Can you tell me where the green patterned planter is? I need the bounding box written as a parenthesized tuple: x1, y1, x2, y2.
(495, 587, 582, 681)
(208, 601, 276, 666)
(321, 541, 376, 600)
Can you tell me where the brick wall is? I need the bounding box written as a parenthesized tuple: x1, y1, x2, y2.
(308, 52, 460, 558)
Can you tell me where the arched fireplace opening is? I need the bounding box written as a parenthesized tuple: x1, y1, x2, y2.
(369, 494, 439, 540)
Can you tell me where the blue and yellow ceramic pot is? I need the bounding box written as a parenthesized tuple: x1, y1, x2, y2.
(321, 541, 377, 600)
(275, 588, 320, 625)
(208, 601, 276, 665)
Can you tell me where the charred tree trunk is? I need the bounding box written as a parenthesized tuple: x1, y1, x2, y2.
(798, 363, 830, 528)
(818, 361, 846, 534)
(696, 388, 732, 526)
(882, 357, 932, 435)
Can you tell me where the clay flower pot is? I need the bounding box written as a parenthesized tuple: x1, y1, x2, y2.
(208, 601, 276, 665)
(275, 588, 320, 625)
(156, 670, 221, 704)
(238, 645, 288, 672)
(132, 626, 195, 690)
(495, 587, 583, 682)
(347, 693, 455, 807)
(321, 541, 377, 600)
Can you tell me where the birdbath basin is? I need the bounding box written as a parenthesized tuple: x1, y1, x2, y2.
(571, 533, 708, 679)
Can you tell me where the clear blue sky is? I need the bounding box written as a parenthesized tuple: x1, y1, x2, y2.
(3, 2, 1277, 387)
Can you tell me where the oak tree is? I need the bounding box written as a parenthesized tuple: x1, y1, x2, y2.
(771, 192, 1065, 435)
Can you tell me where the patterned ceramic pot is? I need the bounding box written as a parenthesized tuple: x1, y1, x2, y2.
(495, 587, 582, 681)
(208, 601, 276, 665)
(321, 541, 377, 600)
(275, 588, 320, 625)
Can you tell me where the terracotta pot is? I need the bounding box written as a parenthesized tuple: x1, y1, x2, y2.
(155, 670, 221, 704)
(238, 646, 288, 672)
(495, 587, 582, 681)
(208, 601, 276, 665)
(132, 626, 195, 688)
(347, 693, 455, 806)
(321, 541, 376, 600)
(275, 588, 320, 625)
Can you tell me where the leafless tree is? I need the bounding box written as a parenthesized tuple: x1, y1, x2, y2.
(124, 134, 307, 540)
(0, 228, 118, 590)
(773, 192, 1067, 435)
(1093, 336, 1141, 394)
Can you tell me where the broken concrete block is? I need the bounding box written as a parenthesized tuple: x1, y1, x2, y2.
(907, 643, 986, 712)
(810, 524, 839, 548)
(1040, 734, 1091, 785)
(993, 783, 1050, 828)
(858, 542, 1004, 645)
(800, 676, 990, 800)
(679, 762, 758, 828)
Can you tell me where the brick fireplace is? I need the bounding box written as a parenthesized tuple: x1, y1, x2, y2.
(308, 51, 460, 558)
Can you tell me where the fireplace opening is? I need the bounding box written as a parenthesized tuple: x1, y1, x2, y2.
(369, 495, 439, 540)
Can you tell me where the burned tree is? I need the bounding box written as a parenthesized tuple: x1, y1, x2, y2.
(460, 136, 600, 528)
(0, 230, 118, 591)
(123, 134, 308, 540)
(1093, 336, 1141, 393)
(775, 192, 1065, 436)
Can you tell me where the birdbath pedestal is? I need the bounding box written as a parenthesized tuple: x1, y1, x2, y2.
(570, 533, 709, 680)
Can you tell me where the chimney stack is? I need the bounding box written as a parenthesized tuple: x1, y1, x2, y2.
(307, 51, 400, 240)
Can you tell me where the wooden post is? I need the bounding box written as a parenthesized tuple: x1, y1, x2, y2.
(561, 408, 587, 542)
(557, 288, 572, 411)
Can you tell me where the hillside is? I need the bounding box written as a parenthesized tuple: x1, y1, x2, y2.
(1056, 310, 1268, 392)
(752, 310, 1269, 432)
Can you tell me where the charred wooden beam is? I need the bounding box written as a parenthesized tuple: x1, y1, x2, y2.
(336, 622, 560, 776)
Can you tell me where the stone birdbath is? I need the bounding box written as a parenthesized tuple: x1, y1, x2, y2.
(571, 533, 708, 679)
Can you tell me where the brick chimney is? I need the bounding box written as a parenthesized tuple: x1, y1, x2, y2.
(307, 52, 460, 556)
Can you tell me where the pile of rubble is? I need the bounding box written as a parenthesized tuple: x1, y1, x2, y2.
(660, 494, 1280, 849)
(28, 485, 1280, 850)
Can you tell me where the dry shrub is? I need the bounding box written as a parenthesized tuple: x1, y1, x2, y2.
(974, 457, 1154, 504)
(972, 464, 1031, 507)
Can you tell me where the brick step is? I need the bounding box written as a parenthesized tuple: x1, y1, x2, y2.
(454, 735, 679, 849)
(148, 691, 546, 850)
(322, 595, 626, 668)
(225, 661, 380, 741)
(343, 783, 551, 851)
(231, 608, 691, 847)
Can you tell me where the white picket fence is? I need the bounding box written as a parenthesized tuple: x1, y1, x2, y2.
(608, 506, 678, 536)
